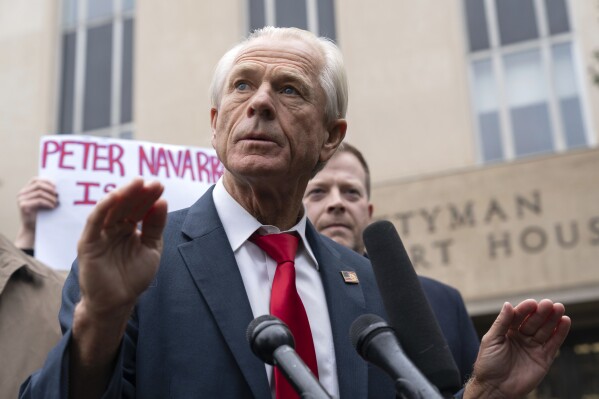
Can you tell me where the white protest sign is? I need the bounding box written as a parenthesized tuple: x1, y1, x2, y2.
(36, 135, 224, 270)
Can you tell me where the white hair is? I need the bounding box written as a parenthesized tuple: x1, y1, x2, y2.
(209, 26, 348, 123)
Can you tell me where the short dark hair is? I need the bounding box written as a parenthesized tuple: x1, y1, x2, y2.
(335, 142, 371, 198)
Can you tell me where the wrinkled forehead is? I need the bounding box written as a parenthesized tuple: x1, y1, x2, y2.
(232, 36, 325, 79)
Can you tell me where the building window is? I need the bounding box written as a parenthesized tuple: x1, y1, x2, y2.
(464, 0, 591, 163)
(58, 0, 134, 138)
(247, 0, 336, 41)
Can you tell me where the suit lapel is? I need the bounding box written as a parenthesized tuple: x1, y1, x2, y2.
(176, 190, 371, 398)
(306, 223, 369, 399)
(178, 188, 271, 399)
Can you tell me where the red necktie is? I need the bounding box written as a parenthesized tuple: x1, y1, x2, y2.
(250, 232, 319, 399)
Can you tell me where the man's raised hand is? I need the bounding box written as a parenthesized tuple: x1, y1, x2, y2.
(465, 298, 571, 398)
(77, 178, 167, 317)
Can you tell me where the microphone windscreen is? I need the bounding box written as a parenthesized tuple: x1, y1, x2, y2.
(246, 314, 276, 343)
(349, 313, 389, 356)
(246, 314, 294, 365)
(363, 220, 461, 393)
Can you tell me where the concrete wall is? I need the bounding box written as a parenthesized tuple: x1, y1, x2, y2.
(372, 148, 599, 313)
(0, 0, 59, 239)
(337, 0, 599, 185)
(135, 0, 245, 148)
(570, 0, 599, 147)
(337, 0, 477, 183)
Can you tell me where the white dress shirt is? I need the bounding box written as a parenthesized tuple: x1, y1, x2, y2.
(213, 179, 339, 398)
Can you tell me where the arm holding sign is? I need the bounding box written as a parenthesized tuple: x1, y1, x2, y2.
(14, 177, 59, 252)
(69, 178, 167, 398)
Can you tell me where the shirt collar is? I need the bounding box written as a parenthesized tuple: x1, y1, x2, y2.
(0, 234, 51, 293)
(212, 178, 318, 267)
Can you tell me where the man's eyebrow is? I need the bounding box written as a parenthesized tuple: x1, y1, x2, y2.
(227, 64, 260, 83)
(277, 68, 310, 83)
(273, 70, 314, 96)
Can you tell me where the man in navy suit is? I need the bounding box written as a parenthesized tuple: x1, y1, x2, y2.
(21, 27, 570, 399)
(303, 142, 480, 383)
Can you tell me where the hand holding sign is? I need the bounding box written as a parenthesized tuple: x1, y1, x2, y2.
(15, 177, 59, 250)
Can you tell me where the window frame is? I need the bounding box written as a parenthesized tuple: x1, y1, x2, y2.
(463, 0, 595, 163)
(245, 0, 336, 40)
(57, 0, 134, 138)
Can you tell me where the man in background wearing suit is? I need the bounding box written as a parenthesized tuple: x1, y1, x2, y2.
(303, 142, 480, 383)
(21, 27, 570, 399)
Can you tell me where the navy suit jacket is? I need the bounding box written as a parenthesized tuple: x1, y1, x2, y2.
(20, 188, 396, 398)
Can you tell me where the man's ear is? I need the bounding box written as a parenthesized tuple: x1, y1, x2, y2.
(320, 118, 347, 163)
(368, 203, 374, 220)
(210, 108, 218, 145)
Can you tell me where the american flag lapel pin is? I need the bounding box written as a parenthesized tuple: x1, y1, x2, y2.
(340, 271, 359, 284)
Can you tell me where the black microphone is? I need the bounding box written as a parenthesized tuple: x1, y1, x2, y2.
(350, 314, 443, 399)
(246, 315, 332, 399)
(363, 220, 461, 396)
